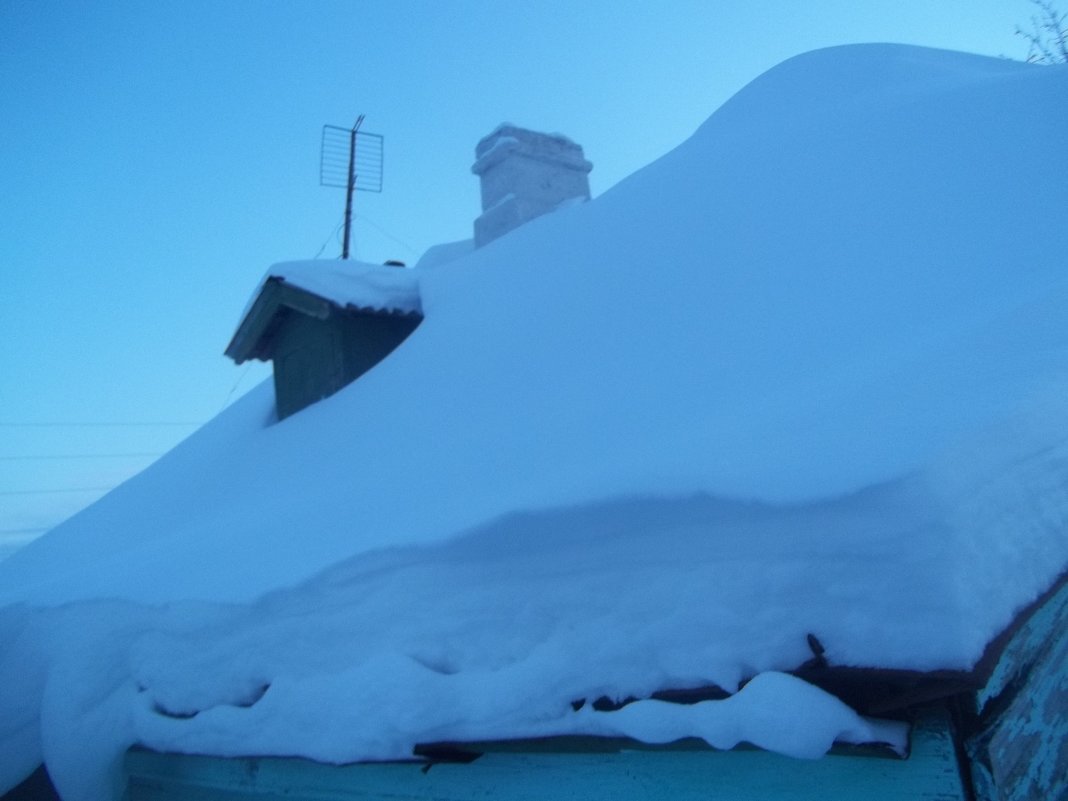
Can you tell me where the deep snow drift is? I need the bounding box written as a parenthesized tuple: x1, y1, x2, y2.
(1, 44, 1067, 800)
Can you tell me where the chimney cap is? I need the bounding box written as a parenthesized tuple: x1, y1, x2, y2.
(472, 123, 592, 177)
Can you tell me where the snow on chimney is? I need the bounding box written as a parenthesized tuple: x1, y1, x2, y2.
(471, 124, 593, 248)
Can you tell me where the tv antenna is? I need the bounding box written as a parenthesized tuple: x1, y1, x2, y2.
(320, 115, 383, 259)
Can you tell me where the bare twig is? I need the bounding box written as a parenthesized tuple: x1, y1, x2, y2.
(1016, 0, 1068, 63)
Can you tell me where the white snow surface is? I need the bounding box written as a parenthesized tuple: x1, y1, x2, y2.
(415, 237, 474, 268)
(269, 259, 422, 315)
(1, 44, 1067, 799)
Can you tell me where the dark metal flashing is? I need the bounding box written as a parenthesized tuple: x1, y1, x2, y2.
(573, 667, 975, 721)
(570, 569, 1068, 722)
(801, 568, 1068, 717)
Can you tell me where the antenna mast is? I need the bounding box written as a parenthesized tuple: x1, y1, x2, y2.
(320, 116, 384, 260)
(340, 114, 362, 260)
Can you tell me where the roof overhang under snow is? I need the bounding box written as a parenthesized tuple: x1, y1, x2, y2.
(225, 261, 423, 364)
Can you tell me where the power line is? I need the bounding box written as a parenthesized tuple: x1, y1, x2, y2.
(312, 214, 420, 262)
(313, 214, 346, 259)
(219, 362, 255, 413)
(0, 453, 161, 461)
(0, 422, 200, 428)
(0, 486, 114, 497)
(356, 214, 420, 257)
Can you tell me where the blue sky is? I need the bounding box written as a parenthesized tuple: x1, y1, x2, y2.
(0, 0, 1040, 551)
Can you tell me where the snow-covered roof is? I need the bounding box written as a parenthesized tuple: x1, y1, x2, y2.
(267, 259, 421, 316)
(1, 44, 1067, 800)
(414, 238, 474, 269)
(225, 260, 422, 366)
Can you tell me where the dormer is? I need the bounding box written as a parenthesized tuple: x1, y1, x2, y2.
(225, 261, 421, 420)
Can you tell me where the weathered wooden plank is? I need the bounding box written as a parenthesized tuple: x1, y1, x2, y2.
(967, 576, 1068, 801)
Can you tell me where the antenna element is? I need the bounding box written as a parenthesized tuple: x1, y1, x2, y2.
(320, 116, 384, 259)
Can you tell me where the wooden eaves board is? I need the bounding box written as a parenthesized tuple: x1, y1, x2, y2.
(224, 279, 334, 365)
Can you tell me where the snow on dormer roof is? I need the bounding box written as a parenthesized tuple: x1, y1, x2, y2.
(267, 259, 421, 317)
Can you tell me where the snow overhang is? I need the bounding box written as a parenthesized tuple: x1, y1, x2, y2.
(225, 262, 423, 365)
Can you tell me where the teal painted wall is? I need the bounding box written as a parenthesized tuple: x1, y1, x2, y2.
(271, 307, 419, 421)
(966, 578, 1068, 801)
(121, 711, 966, 801)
